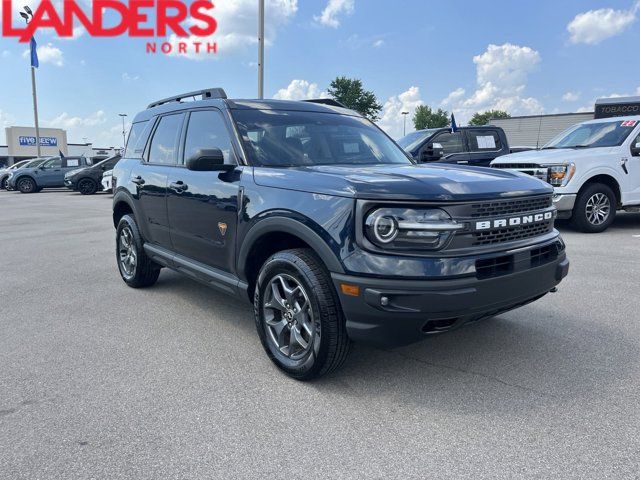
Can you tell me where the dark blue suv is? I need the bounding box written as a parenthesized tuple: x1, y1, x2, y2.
(112, 88, 569, 380)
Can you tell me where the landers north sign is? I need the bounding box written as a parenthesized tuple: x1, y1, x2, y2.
(1, 0, 218, 55)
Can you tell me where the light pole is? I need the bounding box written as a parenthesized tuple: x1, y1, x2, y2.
(20, 7, 41, 158)
(258, 0, 265, 99)
(118, 113, 127, 152)
(401, 111, 409, 137)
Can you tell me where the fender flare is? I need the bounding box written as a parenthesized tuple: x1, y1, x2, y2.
(237, 217, 345, 278)
(112, 190, 140, 227)
(13, 174, 38, 188)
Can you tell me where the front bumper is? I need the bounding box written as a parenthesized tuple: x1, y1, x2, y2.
(552, 193, 576, 217)
(332, 240, 569, 348)
(64, 178, 77, 190)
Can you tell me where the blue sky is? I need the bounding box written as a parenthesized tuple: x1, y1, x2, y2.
(0, 0, 639, 146)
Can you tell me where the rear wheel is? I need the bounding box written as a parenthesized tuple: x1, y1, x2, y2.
(17, 177, 36, 194)
(78, 178, 98, 195)
(571, 183, 616, 233)
(116, 214, 161, 288)
(254, 249, 350, 380)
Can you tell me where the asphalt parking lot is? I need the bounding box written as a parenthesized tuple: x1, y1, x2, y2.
(1, 189, 639, 479)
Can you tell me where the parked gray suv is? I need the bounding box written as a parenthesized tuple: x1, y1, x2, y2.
(7, 156, 91, 193)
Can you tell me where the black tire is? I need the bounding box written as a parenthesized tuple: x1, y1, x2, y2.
(570, 183, 616, 233)
(0, 177, 6, 190)
(17, 177, 37, 194)
(116, 214, 161, 288)
(254, 248, 350, 380)
(78, 178, 98, 195)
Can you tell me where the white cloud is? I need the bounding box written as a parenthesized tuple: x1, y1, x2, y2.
(46, 111, 107, 129)
(440, 87, 465, 107)
(377, 86, 424, 139)
(373, 39, 385, 48)
(441, 43, 543, 123)
(567, 2, 639, 45)
(273, 79, 328, 100)
(122, 73, 140, 82)
(562, 91, 580, 102)
(1, 50, 10, 58)
(314, 0, 355, 28)
(168, 0, 298, 61)
(23, 43, 64, 66)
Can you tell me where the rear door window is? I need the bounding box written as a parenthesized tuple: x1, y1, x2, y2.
(147, 114, 184, 165)
(467, 130, 502, 152)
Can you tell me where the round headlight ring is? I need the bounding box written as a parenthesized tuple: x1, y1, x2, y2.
(373, 215, 398, 243)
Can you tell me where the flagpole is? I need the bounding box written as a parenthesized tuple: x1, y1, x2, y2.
(258, 0, 264, 99)
(30, 65, 41, 158)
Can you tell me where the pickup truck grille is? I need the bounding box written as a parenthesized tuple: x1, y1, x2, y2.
(472, 220, 554, 246)
(491, 163, 549, 183)
(469, 196, 552, 218)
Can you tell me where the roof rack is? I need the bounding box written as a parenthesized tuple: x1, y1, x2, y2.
(303, 98, 348, 109)
(147, 88, 227, 109)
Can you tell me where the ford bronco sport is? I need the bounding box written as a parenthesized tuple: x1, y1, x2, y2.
(112, 88, 569, 380)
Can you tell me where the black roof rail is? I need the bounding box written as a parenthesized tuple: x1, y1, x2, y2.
(147, 88, 227, 109)
(303, 98, 348, 109)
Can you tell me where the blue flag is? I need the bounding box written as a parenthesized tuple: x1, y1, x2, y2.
(451, 113, 458, 133)
(59, 150, 65, 158)
(30, 37, 39, 68)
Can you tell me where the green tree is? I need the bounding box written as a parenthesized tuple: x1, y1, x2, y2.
(327, 76, 383, 121)
(413, 105, 450, 130)
(468, 110, 510, 126)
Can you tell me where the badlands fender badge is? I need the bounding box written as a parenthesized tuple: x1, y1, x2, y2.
(218, 222, 228, 236)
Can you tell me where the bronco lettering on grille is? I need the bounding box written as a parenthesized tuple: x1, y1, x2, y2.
(475, 211, 554, 231)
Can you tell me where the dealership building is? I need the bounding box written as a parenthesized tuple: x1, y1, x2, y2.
(1, 126, 120, 167)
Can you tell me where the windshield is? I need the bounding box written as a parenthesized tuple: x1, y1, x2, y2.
(397, 129, 439, 151)
(24, 158, 49, 168)
(233, 110, 413, 167)
(544, 120, 637, 149)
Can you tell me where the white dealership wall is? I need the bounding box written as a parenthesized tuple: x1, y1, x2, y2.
(6, 126, 69, 158)
(489, 112, 595, 148)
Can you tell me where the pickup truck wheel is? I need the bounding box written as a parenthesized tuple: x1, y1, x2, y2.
(116, 214, 161, 288)
(17, 177, 36, 194)
(254, 249, 350, 380)
(571, 183, 616, 233)
(78, 178, 98, 195)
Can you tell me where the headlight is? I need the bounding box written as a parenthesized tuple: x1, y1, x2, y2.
(545, 163, 575, 187)
(364, 208, 463, 251)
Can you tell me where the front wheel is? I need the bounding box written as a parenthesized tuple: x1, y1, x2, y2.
(116, 215, 161, 288)
(254, 249, 350, 380)
(17, 177, 36, 194)
(0, 177, 7, 190)
(78, 178, 98, 195)
(570, 183, 616, 233)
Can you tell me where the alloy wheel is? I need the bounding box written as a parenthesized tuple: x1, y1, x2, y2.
(78, 179, 95, 195)
(118, 226, 137, 279)
(18, 178, 34, 193)
(262, 274, 318, 360)
(585, 193, 611, 226)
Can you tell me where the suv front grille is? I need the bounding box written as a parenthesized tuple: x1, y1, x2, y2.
(469, 195, 552, 218)
(472, 220, 553, 246)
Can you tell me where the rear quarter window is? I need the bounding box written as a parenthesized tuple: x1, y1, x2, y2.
(124, 121, 150, 158)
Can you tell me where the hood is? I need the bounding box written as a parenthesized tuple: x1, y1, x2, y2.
(492, 146, 615, 166)
(253, 164, 552, 201)
(66, 167, 91, 178)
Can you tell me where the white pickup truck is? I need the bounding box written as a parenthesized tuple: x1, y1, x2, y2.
(491, 115, 640, 233)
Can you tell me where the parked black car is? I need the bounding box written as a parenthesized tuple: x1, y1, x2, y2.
(398, 126, 510, 167)
(65, 154, 121, 195)
(112, 88, 569, 380)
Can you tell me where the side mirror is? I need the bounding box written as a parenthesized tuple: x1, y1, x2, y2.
(420, 143, 444, 162)
(185, 148, 233, 171)
(631, 142, 640, 157)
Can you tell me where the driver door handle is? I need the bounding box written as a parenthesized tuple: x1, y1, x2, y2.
(170, 180, 188, 192)
(131, 175, 145, 185)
